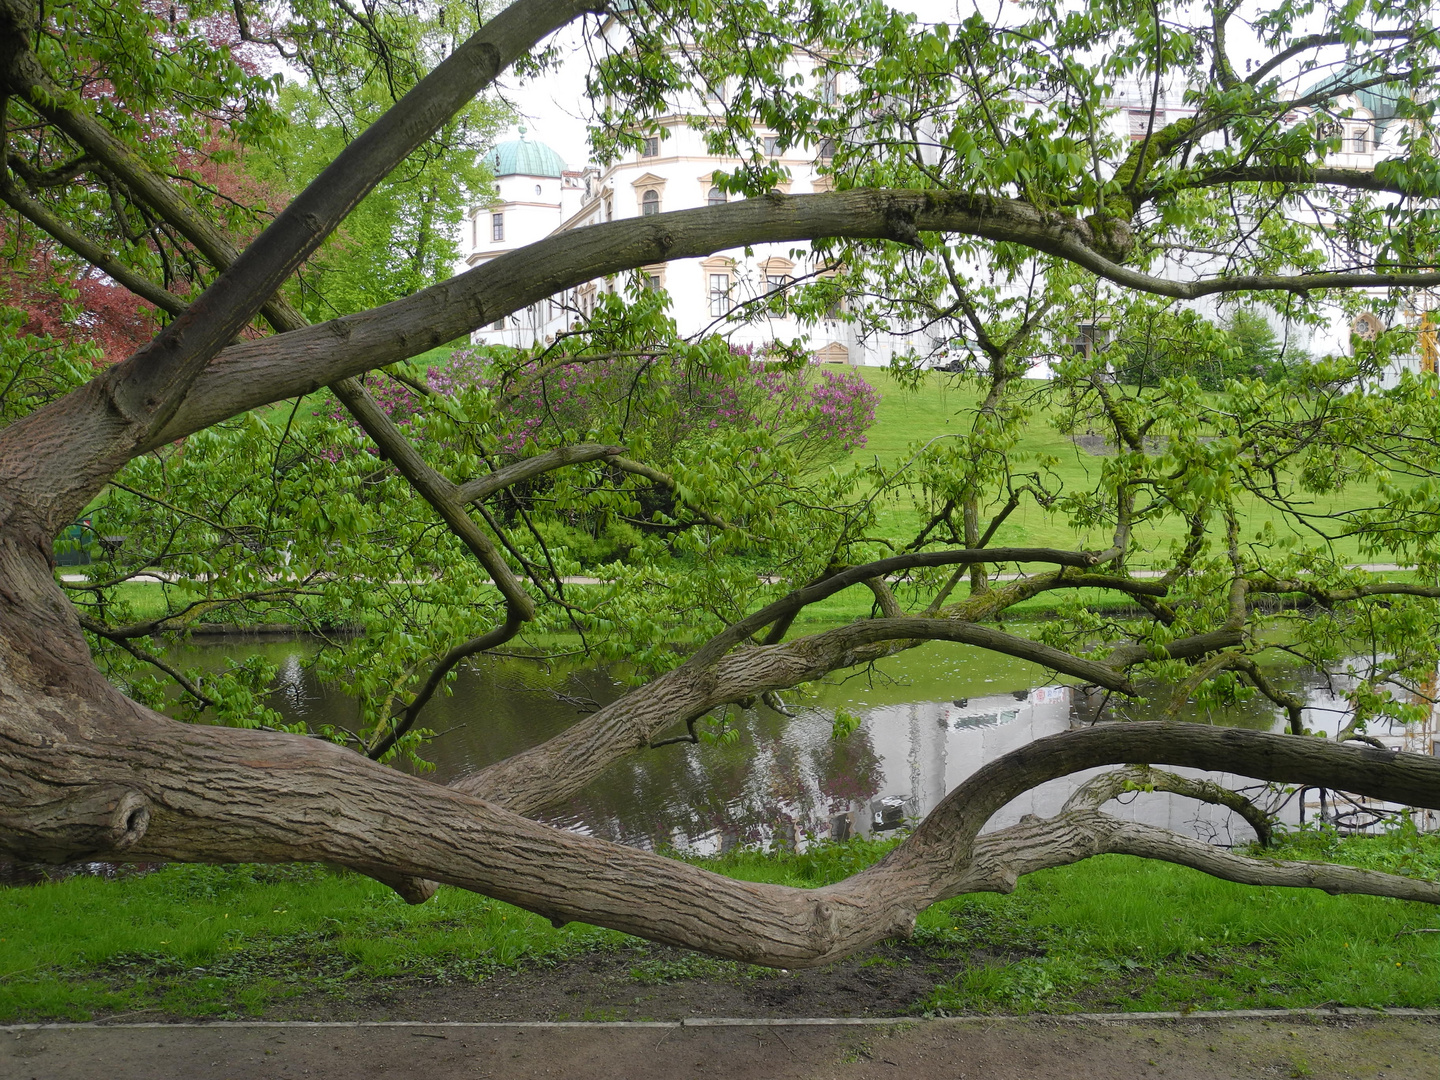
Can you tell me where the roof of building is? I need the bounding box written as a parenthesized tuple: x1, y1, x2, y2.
(485, 128, 567, 178)
(1300, 66, 1413, 133)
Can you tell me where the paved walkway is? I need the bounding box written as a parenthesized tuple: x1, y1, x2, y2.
(5, 1012, 1435, 1079)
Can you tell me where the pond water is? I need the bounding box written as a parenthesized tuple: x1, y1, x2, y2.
(164, 636, 1440, 854)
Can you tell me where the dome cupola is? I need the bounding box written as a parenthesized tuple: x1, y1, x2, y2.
(484, 127, 567, 178)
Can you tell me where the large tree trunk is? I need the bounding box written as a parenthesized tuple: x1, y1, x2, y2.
(3, 531, 1438, 967)
(5, 0, 1440, 975)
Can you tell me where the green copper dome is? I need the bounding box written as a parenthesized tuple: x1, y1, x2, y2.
(485, 128, 567, 178)
(1300, 67, 1413, 133)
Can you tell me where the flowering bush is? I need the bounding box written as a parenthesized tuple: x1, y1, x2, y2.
(445, 348, 880, 471)
(321, 347, 879, 475)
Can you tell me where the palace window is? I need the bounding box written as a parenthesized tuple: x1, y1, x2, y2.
(1070, 322, 1110, 357)
(709, 273, 732, 317)
(491, 213, 504, 242)
(641, 136, 659, 157)
(641, 189, 660, 215)
(707, 185, 727, 206)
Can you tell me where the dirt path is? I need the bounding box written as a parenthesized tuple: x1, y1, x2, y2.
(5, 1013, 1435, 1079)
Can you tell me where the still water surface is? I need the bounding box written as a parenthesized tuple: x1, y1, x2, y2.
(168, 636, 1436, 853)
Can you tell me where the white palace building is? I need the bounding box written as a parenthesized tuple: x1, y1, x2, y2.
(461, 119, 893, 365)
(461, 63, 1430, 377)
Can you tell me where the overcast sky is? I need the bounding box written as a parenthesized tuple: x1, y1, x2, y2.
(490, 1, 972, 166)
(490, 0, 1364, 167)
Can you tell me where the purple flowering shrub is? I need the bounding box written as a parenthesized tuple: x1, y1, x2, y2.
(321, 347, 878, 472)
(442, 348, 881, 471)
(314, 371, 429, 463)
(314, 349, 878, 563)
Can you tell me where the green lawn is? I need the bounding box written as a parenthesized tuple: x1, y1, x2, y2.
(845, 369, 1384, 565)
(2, 830, 1434, 1021)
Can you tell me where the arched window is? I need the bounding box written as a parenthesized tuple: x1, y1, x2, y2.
(641, 189, 660, 215)
(707, 186, 726, 206)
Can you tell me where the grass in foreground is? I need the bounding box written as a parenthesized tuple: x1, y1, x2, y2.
(1, 829, 1436, 1021)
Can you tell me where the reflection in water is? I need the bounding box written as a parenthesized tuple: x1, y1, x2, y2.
(159, 638, 1440, 854)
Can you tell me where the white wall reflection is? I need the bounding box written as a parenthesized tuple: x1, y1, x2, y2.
(805, 677, 1440, 856)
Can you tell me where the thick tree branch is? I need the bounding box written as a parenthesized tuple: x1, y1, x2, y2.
(454, 443, 627, 503)
(0, 175, 188, 315)
(962, 810, 1437, 904)
(1095, 817, 1439, 903)
(689, 545, 1107, 668)
(1250, 578, 1440, 604)
(330, 376, 536, 621)
(1244, 30, 1422, 88)
(127, 192, 1440, 462)
(6, 692, 1437, 969)
(1103, 628, 1244, 669)
(0, 0, 602, 535)
(462, 611, 1249, 816)
(1064, 763, 1274, 846)
(1169, 163, 1435, 199)
(112, 0, 602, 433)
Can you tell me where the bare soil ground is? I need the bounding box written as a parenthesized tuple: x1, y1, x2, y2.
(5, 1014, 1435, 1080)
(253, 940, 970, 1024)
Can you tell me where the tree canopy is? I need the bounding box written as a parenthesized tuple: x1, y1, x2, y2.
(2, 0, 1440, 965)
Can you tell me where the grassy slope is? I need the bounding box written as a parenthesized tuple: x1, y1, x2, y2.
(848, 369, 1379, 564)
(2, 832, 1435, 1021)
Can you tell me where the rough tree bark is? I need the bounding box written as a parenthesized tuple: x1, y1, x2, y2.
(1, 0, 1439, 969)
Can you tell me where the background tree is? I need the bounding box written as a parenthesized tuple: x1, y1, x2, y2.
(256, 78, 502, 321)
(1, 0, 1440, 966)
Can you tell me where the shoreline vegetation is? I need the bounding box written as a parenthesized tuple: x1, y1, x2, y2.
(2, 830, 1436, 1023)
(64, 367, 1427, 641)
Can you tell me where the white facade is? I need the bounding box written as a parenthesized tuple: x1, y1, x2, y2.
(1284, 83, 1432, 382)
(464, 116, 899, 364)
(463, 63, 1430, 378)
